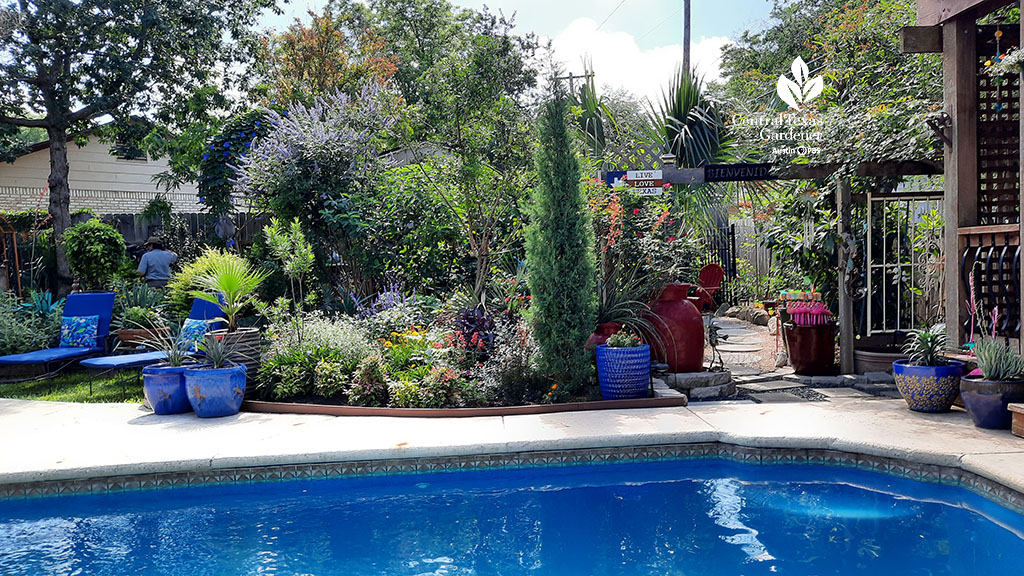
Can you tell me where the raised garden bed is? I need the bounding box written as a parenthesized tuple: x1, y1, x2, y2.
(242, 395, 689, 418)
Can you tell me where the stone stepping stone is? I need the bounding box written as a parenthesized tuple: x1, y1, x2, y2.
(726, 366, 761, 376)
(719, 353, 761, 365)
(817, 387, 870, 398)
(717, 343, 763, 353)
(737, 380, 806, 392)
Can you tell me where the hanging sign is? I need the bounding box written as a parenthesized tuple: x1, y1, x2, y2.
(625, 170, 664, 196)
(704, 163, 772, 182)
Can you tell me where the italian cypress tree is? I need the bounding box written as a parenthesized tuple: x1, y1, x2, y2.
(526, 83, 597, 394)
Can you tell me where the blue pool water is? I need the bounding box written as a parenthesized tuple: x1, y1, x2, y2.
(1, 460, 1023, 575)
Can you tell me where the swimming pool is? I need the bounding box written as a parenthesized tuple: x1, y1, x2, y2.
(1, 459, 1022, 575)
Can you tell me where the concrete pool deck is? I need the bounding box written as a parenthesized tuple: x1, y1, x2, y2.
(1, 392, 1023, 497)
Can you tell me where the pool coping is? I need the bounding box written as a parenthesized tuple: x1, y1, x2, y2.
(3, 443, 1023, 515)
(2, 396, 1023, 512)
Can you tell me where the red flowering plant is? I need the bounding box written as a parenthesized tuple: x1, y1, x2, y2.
(584, 175, 699, 351)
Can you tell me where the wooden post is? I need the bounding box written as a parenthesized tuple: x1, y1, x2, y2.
(943, 17, 978, 347)
(1019, 17, 1024, 353)
(836, 177, 855, 374)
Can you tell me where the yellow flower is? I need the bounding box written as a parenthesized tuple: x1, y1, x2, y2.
(384, 341, 394, 348)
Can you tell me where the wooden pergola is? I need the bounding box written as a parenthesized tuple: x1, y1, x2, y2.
(903, 0, 1024, 350)
(663, 160, 943, 374)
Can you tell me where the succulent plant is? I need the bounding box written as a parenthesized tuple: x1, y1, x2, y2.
(972, 337, 1024, 381)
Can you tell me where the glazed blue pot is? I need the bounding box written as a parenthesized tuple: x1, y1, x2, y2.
(142, 363, 193, 415)
(596, 344, 651, 400)
(892, 359, 963, 413)
(184, 364, 247, 418)
(960, 376, 1024, 429)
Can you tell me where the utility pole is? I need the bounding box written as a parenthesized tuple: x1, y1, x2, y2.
(683, 0, 691, 73)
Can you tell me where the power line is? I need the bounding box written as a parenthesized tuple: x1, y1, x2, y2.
(596, 0, 628, 31)
(637, 5, 682, 42)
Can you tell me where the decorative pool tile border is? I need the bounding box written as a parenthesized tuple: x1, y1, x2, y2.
(3, 443, 1023, 513)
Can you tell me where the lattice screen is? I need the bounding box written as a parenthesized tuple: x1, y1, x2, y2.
(976, 25, 1021, 225)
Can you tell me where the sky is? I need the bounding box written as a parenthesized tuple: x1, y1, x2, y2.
(260, 0, 777, 102)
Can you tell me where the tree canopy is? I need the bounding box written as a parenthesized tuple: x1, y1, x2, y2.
(0, 0, 277, 291)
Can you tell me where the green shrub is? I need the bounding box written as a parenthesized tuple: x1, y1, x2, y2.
(347, 356, 390, 406)
(475, 317, 545, 405)
(0, 292, 61, 355)
(62, 220, 127, 290)
(259, 310, 377, 400)
(389, 366, 484, 408)
(313, 360, 349, 399)
(525, 87, 596, 394)
(165, 248, 239, 318)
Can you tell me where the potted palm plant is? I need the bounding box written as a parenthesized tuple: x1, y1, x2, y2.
(184, 333, 247, 418)
(191, 255, 268, 375)
(892, 326, 963, 412)
(961, 338, 1024, 429)
(140, 323, 195, 415)
(596, 329, 651, 400)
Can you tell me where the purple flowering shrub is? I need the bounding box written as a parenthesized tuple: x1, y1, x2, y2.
(234, 84, 397, 245)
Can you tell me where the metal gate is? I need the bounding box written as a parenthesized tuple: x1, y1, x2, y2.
(865, 191, 944, 334)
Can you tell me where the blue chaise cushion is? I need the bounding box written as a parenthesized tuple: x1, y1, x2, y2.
(0, 346, 103, 365)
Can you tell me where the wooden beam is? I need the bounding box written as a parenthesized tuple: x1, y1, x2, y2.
(900, 26, 943, 53)
(917, 0, 1014, 27)
(943, 17, 978, 347)
(836, 177, 855, 375)
(1019, 15, 1024, 353)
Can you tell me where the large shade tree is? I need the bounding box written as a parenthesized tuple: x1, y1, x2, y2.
(0, 0, 276, 292)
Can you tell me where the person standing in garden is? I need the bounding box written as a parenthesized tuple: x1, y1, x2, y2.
(137, 236, 177, 288)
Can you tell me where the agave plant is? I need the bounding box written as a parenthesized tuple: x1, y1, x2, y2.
(20, 290, 64, 320)
(972, 337, 1024, 381)
(197, 333, 239, 369)
(903, 326, 947, 367)
(191, 255, 269, 332)
(135, 321, 194, 367)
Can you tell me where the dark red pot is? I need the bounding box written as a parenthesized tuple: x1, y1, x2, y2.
(587, 322, 623, 352)
(645, 284, 704, 373)
(784, 323, 836, 376)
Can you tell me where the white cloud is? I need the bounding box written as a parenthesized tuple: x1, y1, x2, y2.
(549, 18, 732, 104)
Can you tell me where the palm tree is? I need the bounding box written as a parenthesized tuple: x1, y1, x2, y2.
(645, 66, 731, 169)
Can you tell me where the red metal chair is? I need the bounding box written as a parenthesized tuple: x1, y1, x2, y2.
(695, 264, 725, 311)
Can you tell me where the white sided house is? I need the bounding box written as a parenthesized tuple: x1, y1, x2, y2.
(0, 136, 201, 215)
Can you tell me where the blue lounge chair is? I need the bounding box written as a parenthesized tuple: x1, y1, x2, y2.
(0, 292, 115, 369)
(189, 296, 226, 331)
(79, 295, 226, 398)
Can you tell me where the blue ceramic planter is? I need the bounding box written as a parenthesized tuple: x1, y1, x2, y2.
(142, 363, 193, 415)
(892, 359, 963, 413)
(596, 344, 651, 400)
(184, 364, 247, 418)
(960, 376, 1024, 429)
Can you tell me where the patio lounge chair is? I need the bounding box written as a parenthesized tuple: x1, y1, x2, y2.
(0, 292, 115, 371)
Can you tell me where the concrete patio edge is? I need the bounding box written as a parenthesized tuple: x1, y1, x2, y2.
(1, 396, 1022, 504)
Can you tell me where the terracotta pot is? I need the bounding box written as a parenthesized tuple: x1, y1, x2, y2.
(117, 326, 169, 348)
(784, 323, 836, 376)
(586, 322, 623, 352)
(644, 284, 704, 373)
(960, 376, 1024, 429)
